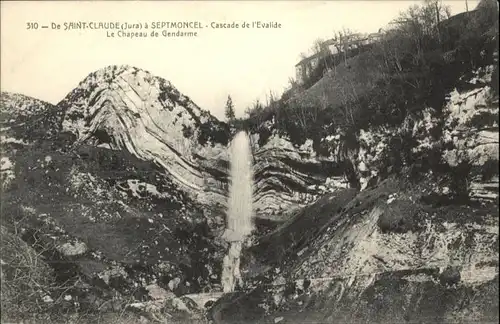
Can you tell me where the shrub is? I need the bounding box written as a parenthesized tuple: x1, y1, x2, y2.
(1, 226, 55, 322)
(439, 266, 461, 287)
(236, 0, 499, 190)
(466, 110, 499, 129)
(182, 125, 194, 138)
(448, 159, 473, 201)
(197, 121, 230, 146)
(479, 158, 500, 181)
(492, 63, 499, 97)
(377, 200, 418, 234)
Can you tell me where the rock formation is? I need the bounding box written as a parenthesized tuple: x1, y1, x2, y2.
(1, 62, 498, 323)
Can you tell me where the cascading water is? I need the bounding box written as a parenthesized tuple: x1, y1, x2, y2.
(221, 131, 254, 293)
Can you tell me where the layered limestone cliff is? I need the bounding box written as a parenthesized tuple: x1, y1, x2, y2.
(207, 65, 499, 323)
(210, 177, 499, 324)
(53, 65, 339, 218)
(0, 65, 344, 320)
(1, 63, 498, 323)
(59, 65, 230, 210)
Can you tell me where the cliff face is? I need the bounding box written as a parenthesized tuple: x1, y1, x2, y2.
(250, 132, 347, 217)
(53, 65, 333, 219)
(210, 177, 499, 324)
(1, 67, 235, 319)
(205, 64, 499, 324)
(248, 65, 499, 205)
(0, 65, 346, 320)
(59, 65, 231, 210)
(1, 63, 498, 323)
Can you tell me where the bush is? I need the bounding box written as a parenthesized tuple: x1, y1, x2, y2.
(377, 200, 418, 234)
(1, 225, 55, 322)
(197, 121, 230, 146)
(236, 0, 499, 189)
(439, 266, 461, 287)
(448, 160, 473, 201)
(479, 159, 500, 181)
(491, 63, 499, 97)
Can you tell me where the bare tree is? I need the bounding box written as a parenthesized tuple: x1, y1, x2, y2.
(331, 28, 360, 65)
(288, 100, 321, 135)
(332, 30, 348, 65)
(311, 38, 325, 55)
(376, 0, 451, 79)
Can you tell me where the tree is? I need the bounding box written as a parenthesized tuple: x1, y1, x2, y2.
(331, 28, 360, 65)
(244, 99, 265, 118)
(225, 95, 235, 121)
(312, 37, 336, 72)
(311, 38, 326, 55)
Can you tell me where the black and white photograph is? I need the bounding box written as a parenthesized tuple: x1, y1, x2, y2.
(1, 1, 499, 323)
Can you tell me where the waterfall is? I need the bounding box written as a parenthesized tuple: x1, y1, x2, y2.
(221, 131, 254, 293)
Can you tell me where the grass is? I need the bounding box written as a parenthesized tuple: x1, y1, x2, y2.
(290, 52, 379, 111)
(1, 225, 56, 322)
(0, 129, 226, 321)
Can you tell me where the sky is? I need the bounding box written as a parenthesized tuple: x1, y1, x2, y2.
(1, 0, 477, 120)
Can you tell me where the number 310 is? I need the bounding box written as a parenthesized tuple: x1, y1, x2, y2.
(26, 22, 39, 29)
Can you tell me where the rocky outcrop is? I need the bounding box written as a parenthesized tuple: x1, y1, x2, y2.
(218, 65, 496, 222)
(0, 66, 356, 224)
(1, 76, 230, 319)
(0, 92, 57, 120)
(1, 65, 344, 321)
(210, 268, 498, 324)
(55, 65, 347, 218)
(210, 177, 499, 323)
(59, 65, 231, 210)
(440, 66, 499, 201)
(0, 93, 64, 145)
(250, 132, 347, 217)
(1, 63, 498, 323)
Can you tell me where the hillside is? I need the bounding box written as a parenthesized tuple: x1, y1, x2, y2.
(0, 64, 351, 323)
(208, 63, 499, 323)
(2, 63, 497, 323)
(210, 176, 498, 323)
(1, 73, 231, 322)
(1, 1, 498, 323)
(208, 3, 499, 323)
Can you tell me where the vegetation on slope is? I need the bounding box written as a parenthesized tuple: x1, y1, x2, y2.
(234, 0, 499, 193)
(1, 78, 229, 322)
(211, 174, 499, 324)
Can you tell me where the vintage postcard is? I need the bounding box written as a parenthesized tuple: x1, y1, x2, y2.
(1, 1, 498, 323)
